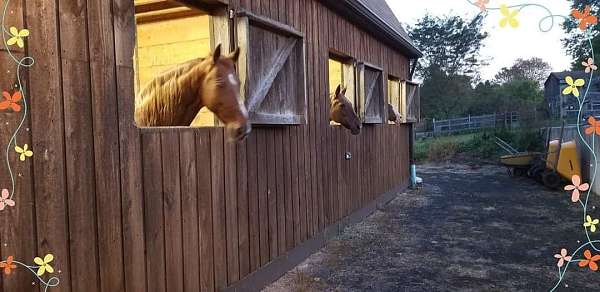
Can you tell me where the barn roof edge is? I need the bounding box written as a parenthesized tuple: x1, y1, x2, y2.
(321, 0, 423, 59)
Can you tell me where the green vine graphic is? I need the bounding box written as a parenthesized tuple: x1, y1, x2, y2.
(0, 0, 60, 290)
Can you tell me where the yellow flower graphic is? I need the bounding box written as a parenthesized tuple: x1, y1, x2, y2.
(584, 215, 600, 233)
(500, 4, 519, 28)
(6, 27, 29, 48)
(33, 254, 54, 276)
(562, 76, 586, 97)
(15, 144, 33, 161)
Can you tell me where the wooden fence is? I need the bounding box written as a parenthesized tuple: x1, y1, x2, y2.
(417, 112, 519, 137)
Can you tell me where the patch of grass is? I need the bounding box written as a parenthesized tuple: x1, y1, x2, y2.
(415, 134, 474, 162)
(427, 139, 460, 161)
(416, 128, 543, 162)
(292, 270, 327, 292)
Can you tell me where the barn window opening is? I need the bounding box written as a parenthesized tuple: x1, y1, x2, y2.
(387, 76, 401, 124)
(357, 62, 385, 124)
(236, 11, 307, 125)
(133, 0, 231, 128)
(328, 55, 356, 106)
(328, 54, 357, 126)
(328, 58, 343, 97)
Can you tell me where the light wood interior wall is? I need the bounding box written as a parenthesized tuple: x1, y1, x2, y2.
(388, 79, 400, 111)
(328, 58, 342, 96)
(387, 78, 400, 124)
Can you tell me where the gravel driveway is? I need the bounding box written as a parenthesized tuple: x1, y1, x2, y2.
(264, 162, 600, 291)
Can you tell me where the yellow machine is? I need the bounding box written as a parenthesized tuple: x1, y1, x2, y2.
(546, 139, 581, 180)
(497, 123, 583, 189)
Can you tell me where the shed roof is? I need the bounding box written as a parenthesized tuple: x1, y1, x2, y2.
(547, 71, 600, 89)
(323, 0, 422, 58)
(548, 71, 591, 81)
(545, 71, 600, 99)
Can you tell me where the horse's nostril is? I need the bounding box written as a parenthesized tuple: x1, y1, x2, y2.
(235, 123, 252, 140)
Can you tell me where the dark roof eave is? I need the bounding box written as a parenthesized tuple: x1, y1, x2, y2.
(321, 0, 423, 59)
(548, 71, 594, 81)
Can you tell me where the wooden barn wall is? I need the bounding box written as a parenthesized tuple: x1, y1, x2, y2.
(0, 0, 411, 291)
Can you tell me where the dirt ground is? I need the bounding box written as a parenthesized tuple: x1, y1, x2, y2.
(264, 162, 600, 291)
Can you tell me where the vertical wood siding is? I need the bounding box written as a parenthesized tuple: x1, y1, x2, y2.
(0, 0, 411, 291)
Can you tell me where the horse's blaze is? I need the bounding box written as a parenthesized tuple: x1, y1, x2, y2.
(135, 45, 251, 142)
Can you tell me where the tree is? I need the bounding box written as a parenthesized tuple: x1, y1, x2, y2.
(408, 13, 489, 78)
(562, 1, 599, 69)
(499, 80, 544, 106)
(494, 58, 552, 87)
(468, 81, 502, 115)
(420, 66, 474, 119)
(409, 14, 489, 119)
(467, 80, 543, 116)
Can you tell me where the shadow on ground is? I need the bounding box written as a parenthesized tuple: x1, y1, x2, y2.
(264, 162, 600, 292)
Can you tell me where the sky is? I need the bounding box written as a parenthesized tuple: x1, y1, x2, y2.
(386, 0, 574, 81)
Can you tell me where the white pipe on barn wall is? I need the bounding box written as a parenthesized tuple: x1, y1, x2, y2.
(409, 123, 421, 188)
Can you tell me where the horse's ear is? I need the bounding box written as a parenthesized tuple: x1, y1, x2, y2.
(334, 84, 341, 98)
(341, 86, 347, 96)
(213, 44, 222, 64)
(228, 47, 240, 63)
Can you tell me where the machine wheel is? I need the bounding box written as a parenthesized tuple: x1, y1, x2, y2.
(542, 170, 562, 190)
(506, 167, 513, 176)
(528, 165, 544, 183)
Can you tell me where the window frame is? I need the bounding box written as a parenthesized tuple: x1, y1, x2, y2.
(400, 79, 421, 123)
(236, 10, 308, 125)
(357, 61, 386, 124)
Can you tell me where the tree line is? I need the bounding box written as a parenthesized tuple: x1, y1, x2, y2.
(408, 0, 596, 120)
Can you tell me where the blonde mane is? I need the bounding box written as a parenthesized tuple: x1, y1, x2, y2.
(135, 57, 208, 127)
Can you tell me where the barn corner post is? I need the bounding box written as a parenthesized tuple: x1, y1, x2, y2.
(408, 57, 420, 189)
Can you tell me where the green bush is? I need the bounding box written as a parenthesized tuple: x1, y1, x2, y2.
(463, 128, 543, 159)
(465, 132, 498, 158)
(414, 139, 431, 162)
(514, 129, 544, 152)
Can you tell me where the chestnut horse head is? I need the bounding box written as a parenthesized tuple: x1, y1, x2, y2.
(387, 103, 400, 124)
(135, 44, 251, 142)
(330, 84, 361, 135)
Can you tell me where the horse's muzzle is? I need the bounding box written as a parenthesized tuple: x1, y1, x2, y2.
(231, 122, 252, 142)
